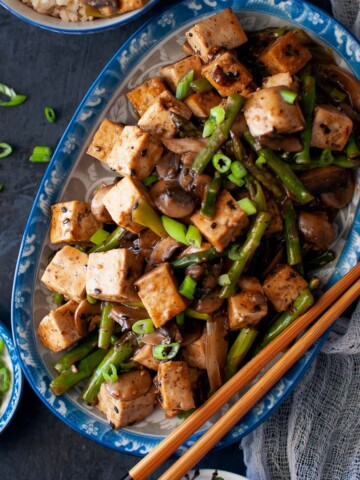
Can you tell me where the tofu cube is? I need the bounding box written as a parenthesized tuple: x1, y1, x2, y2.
(126, 77, 167, 117)
(87, 118, 124, 163)
(262, 72, 298, 90)
(133, 344, 160, 371)
(138, 90, 192, 139)
(310, 105, 353, 151)
(41, 246, 88, 303)
(106, 125, 163, 179)
(50, 200, 103, 245)
(156, 361, 195, 411)
(202, 51, 253, 97)
(259, 30, 312, 75)
(185, 8, 248, 63)
(134, 263, 188, 328)
(182, 329, 207, 370)
(190, 190, 249, 252)
(103, 176, 150, 234)
(228, 277, 268, 331)
(97, 370, 156, 429)
(86, 249, 143, 302)
(244, 86, 305, 137)
(38, 300, 81, 352)
(263, 264, 308, 312)
(184, 90, 222, 118)
(160, 55, 203, 93)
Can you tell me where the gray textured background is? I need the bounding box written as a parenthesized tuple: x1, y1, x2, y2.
(0, 1, 331, 478)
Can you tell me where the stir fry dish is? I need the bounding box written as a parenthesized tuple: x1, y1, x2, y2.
(38, 9, 360, 429)
(0, 338, 11, 411)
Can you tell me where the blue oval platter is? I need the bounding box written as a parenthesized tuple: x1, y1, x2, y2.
(12, 0, 360, 456)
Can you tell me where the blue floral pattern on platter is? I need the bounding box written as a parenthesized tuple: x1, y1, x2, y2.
(0, 322, 23, 433)
(12, 0, 360, 456)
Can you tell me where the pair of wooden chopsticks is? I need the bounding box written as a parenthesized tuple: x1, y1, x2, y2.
(121, 262, 360, 480)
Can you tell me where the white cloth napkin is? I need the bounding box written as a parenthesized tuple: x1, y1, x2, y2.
(241, 299, 360, 479)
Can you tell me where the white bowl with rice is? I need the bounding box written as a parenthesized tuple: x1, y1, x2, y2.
(0, 0, 159, 33)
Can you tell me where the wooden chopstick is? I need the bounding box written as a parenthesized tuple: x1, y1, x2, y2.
(160, 276, 360, 480)
(121, 262, 360, 480)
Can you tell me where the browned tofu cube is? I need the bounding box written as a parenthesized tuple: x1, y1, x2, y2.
(244, 86, 305, 137)
(38, 300, 81, 352)
(97, 370, 156, 429)
(190, 190, 249, 252)
(262, 72, 298, 90)
(228, 277, 268, 331)
(134, 263, 188, 328)
(50, 200, 102, 245)
(310, 105, 353, 151)
(86, 249, 143, 302)
(133, 344, 160, 371)
(202, 51, 253, 97)
(87, 118, 124, 163)
(138, 90, 192, 138)
(99, 0, 144, 16)
(263, 264, 308, 312)
(160, 55, 203, 93)
(106, 125, 163, 179)
(41, 246, 88, 303)
(259, 30, 312, 75)
(126, 77, 167, 117)
(184, 90, 222, 118)
(103, 176, 150, 234)
(185, 8, 248, 63)
(156, 361, 195, 411)
(182, 328, 207, 370)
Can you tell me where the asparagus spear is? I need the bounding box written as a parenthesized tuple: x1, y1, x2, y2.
(170, 112, 202, 138)
(81, 332, 136, 405)
(192, 93, 243, 173)
(219, 211, 272, 298)
(291, 156, 360, 171)
(89, 226, 125, 253)
(171, 247, 222, 269)
(53, 331, 99, 374)
(225, 327, 259, 381)
(294, 75, 316, 164)
(50, 348, 108, 396)
(282, 197, 302, 266)
(200, 171, 222, 218)
(98, 302, 115, 349)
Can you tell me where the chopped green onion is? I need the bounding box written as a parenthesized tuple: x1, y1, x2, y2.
(0, 82, 27, 107)
(238, 197, 257, 215)
(162, 216, 189, 245)
(319, 147, 334, 166)
(227, 173, 245, 187)
(212, 152, 232, 173)
(0, 338, 5, 352)
(184, 308, 211, 321)
(230, 161, 247, 179)
(255, 154, 266, 168)
(177, 408, 196, 419)
(203, 118, 216, 138)
(201, 171, 221, 218)
(142, 175, 158, 186)
(90, 228, 110, 246)
(176, 312, 185, 326)
(253, 180, 267, 212)
(0, 366, 11, 392)
(45, 107, 56, 123)
(132, 319, 154, 335)
(176, 70, 195, 100)
(226, 243, 242, 261)
(0, 184, 3, 192)
(279, 89, 298, 104)
(179, 275, 197, 300)
(110, 334, 118, 345)
(190, 77, 213, 93)
(29, 146, 52, 163)
(210, 106, 226, 125)
(122, 301, 145, 308)
(86, 294, 97, 305)
(103, 363, 118, 383)
(0, 143, 13, 158)
(185, 225, 202, 248)
(52, 292, 64, 307)
(132, 198, 168, 238)
(218, 273, 231, 286)
(153, 342, 180, 361)
(345, 136, 360, 159)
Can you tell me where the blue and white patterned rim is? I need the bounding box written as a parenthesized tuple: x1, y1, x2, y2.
(0, 322, 23, 434)
(11, 0, 360, 456)
(0, 0, 159, 34)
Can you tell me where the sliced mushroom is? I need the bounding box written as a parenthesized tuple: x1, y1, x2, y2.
(259, 135, 303, 152)
(91, 184, 113, 223)
(299, 165, 350, 195)
(205, 315, 228, 393)
(193, 289, 224, 314)
(147, 236, 184, 270)
(162, 137, 207, 154)
(298, 211, 335, 249)
(178, 167, 211, 200)
(135, 229, 161, 260)
(156, 151, 182, 180)
(320, 172, 355, 208)
(74, 300, 101, 337)
(109, 304, 149, 332)
(318, 64, 360, 112)
(150, 179, 195, 218)
(180, 321, 203, 346)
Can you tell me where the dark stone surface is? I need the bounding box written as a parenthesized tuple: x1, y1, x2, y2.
(0, 1, 331, 478)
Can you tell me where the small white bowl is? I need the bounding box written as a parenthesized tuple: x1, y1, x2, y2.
(0, 0, 159, 34)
